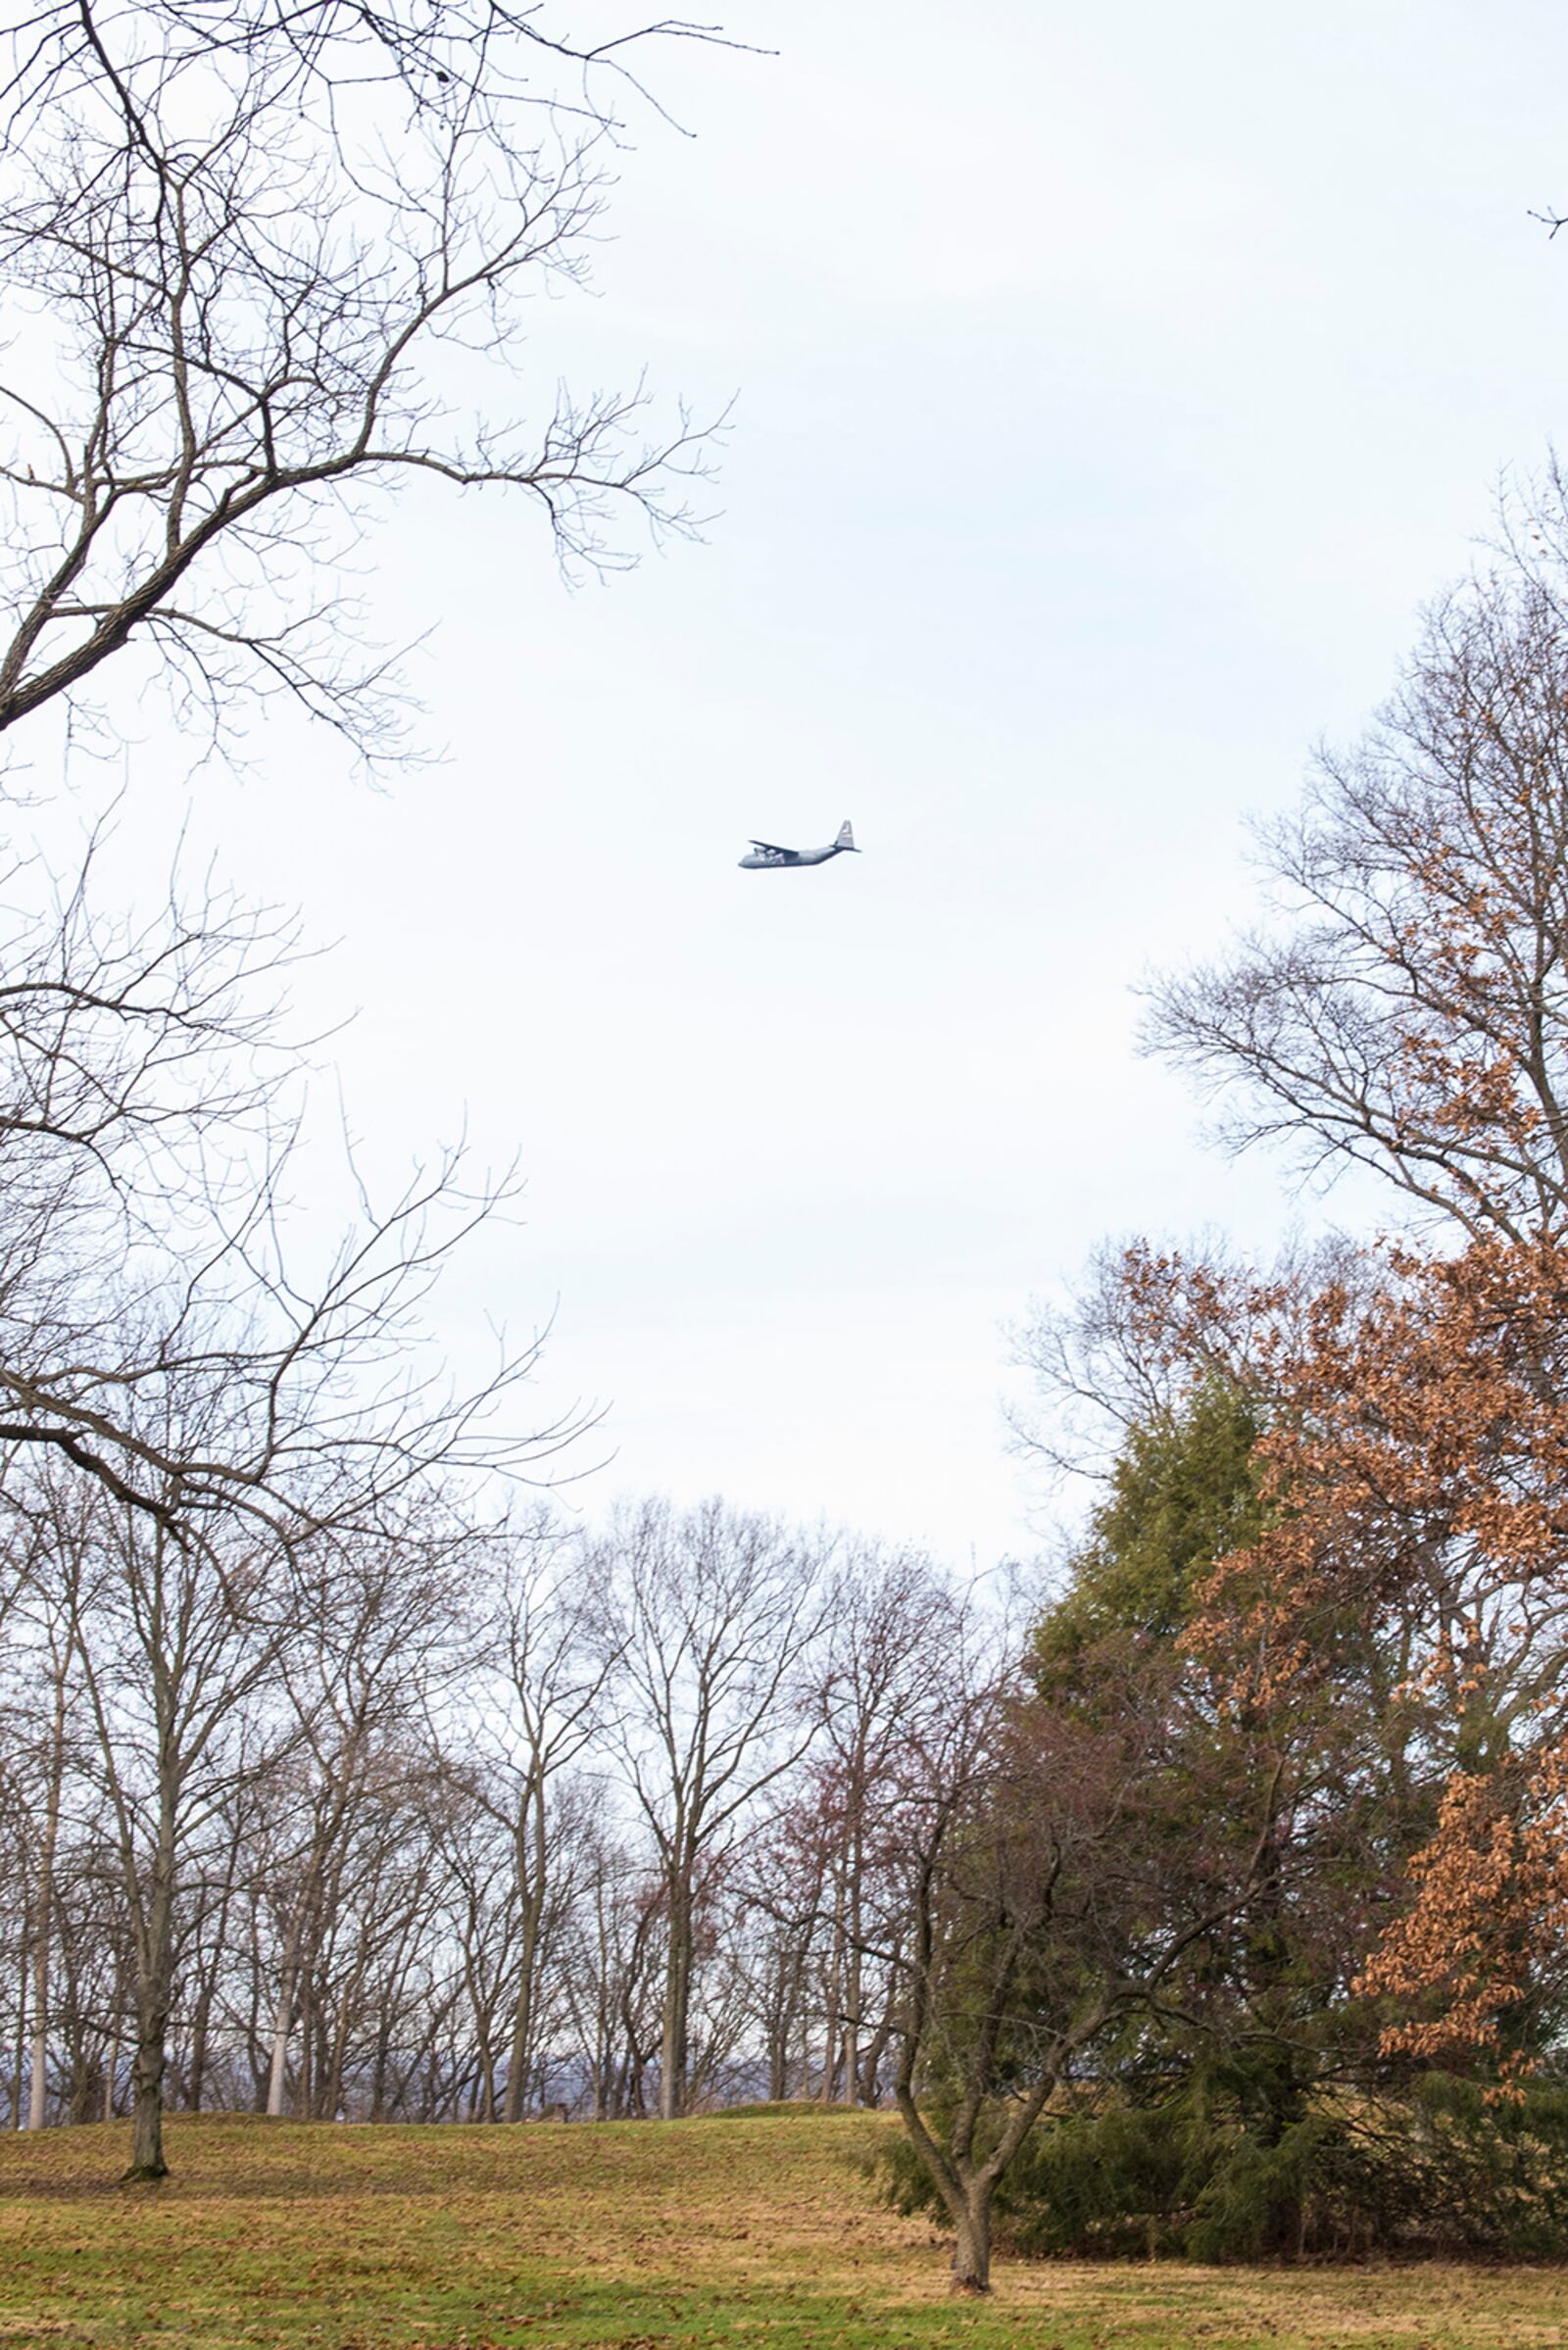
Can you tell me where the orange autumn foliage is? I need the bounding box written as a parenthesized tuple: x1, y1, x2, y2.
(1120, 1234, 1568, 2076)
(1358, 1750, 1568, 2081)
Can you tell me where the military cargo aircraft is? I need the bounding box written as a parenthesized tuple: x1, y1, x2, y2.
(739, 820, 859, 870)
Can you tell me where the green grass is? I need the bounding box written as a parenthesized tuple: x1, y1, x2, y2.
(0, 2106, 1565, 2348)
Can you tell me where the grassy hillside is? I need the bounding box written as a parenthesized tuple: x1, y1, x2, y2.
(0, 2106, 1565, 2349)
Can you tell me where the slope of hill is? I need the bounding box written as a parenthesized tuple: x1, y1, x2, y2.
(0, 2107, 1561, 2349)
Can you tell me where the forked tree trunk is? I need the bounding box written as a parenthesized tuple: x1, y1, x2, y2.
(892, 1922, 1073, 2299)
(895, 2078, 999, 2295)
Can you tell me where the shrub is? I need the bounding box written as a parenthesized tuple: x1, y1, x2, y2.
(872, 2072, 1568, 2261)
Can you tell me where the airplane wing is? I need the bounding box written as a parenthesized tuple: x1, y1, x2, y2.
(748, 839, 795, 856)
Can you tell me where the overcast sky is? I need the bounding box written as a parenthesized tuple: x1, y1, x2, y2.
(108, 1, 1568, 1562)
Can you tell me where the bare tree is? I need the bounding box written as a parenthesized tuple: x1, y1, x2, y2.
(0, 833, 291, 1499)
(0, 0, 721, 768)
(594, 1496, 830, 2120)
(559, 1822, 664, 2120)
(10, 1487, 89, 2131)
(0, 847, 587, 1547)
(57, 1475, 289, 2179)
(808, 1544, 961, 2108)
(5, 1, 738, 107)
(1149, 465, 1568, 1248)
(462, 1518, 621, 2121)
(261, 1522, 464, 2119)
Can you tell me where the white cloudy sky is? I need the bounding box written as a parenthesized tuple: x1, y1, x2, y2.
(84, 1, 1568, 1560)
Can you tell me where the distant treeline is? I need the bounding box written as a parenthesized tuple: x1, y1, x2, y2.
(0, 1493, 968, 2147)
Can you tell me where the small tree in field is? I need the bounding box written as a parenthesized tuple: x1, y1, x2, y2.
(882, 1597, 1279, 2296)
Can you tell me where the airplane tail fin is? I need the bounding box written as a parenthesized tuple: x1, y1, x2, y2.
(835, 819, 858, 852)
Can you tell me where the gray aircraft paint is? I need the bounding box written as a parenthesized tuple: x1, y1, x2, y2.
(739, 820, 859, 870)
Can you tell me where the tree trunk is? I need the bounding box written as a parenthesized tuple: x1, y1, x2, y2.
(860, 1945, 903, 2108)
(503, 1873, 545, 2122)
(858, 2010, 894, 2108)
(266, 1954, 297, 2117)
(325, 2002, 351, 2123)
(765, 1934, 806, 2102)
(820, 1893, 843, 2104)
(187, 1844, 240, 2115)
(10, 1942, 24, 2129)
(102, 1975, 122, 2123)
(123, 1849, 175, 2182)
(843, 1859, 864, 2104)
(187, 1986, 211, 2115)
(370, 2004, 392, 2124)
(300, 1977, 316, 2118)
(589, 1972, 610, 2123)
(949, 2184, 993, 2295)
(26, 1664, 68, 2130)
(67, 2049, 97, 2127)
(25, 2002, 45, 2130)
(126, 1999, 170, 2179)
(659, 1877, 692, 2122)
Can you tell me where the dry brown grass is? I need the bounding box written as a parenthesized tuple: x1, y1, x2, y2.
(0, 2106, 1564, 2348)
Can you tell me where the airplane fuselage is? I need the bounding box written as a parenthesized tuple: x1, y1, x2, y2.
(738, 822, 859, 870)
(738, 842, 844, 869)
